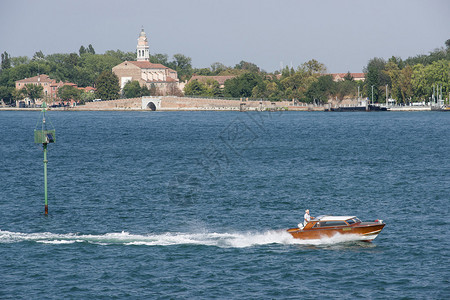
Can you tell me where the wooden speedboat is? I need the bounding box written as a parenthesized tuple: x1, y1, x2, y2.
(287, 215, 385, 242)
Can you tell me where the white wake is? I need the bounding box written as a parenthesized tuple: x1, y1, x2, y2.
(0, 229, 368, 248)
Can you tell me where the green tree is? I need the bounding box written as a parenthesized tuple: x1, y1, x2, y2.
(235, 60, 260, 73)
(210, 62, 227, 74)
(192, 68, 212, 76)
(95, 70, 120, 100)
(105, 50, 136, 61)
(80, 90, 96, 104)
(141, 85, 151, 97)
(384, 59, 401, 101)
(398, 65, 413, 103)
(424, 60, 450, 100)
(79, 46, 87, 56)
(301, 59, 327, 75)
(305, 75, 335, 104)
(150, 53, 169, 65)
(254, 80, 280, 100)
(223, 73, 262, 98)
(169, 54, 192, 80)
(204, 79, 222, 97)
(0, 86, 14, 104)
(404, 41, 450, 66)
(87, 44, 95, 55)
(184, 80, 207, 96)
(335, 80, 357, 100)
(123, 80, 143, 98)
(65, 53, 79, 68)
(364, 57, 390, 102)
(22, 83, 44, 104)
(280, 66, 292, 79)
(58, 85, 81, 104)
(343, 72, 354, 81)
(1, 51, 12, 70)
(10, 56, 29, 67)
(280, 68, 316, 100)
(76, 54, 121, 87)
(252, 80, 268, 99)
(411, 63, 428, 100)
(12, 88, 24, 102)
(32, 51, 45, 61)
(410, 60, 449, 102)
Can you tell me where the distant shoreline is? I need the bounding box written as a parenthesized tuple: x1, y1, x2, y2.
(3, 95, 445, 112)
(0, 106, 438, 112)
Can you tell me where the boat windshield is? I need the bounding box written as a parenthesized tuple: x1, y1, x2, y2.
(347, 218, 361, 224)
(314, 221, 348, 228)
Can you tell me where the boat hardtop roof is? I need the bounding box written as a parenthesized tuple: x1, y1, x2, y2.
(314, 215, 357, 221)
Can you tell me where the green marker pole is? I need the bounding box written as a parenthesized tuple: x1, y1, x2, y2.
(35, 102, 54, 215)
(43, 142, 48, 214)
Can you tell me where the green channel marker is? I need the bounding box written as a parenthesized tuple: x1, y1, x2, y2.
(34, 102, 55, 214)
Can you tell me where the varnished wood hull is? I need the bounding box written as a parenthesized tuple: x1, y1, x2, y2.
(287, 223, 385, 242)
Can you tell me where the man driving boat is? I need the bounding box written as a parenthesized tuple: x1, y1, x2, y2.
(304, 209, 313, 226)
(298, 209, 314, 229)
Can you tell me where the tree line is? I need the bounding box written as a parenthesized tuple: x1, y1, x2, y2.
(0, 45, 194, 103)
(185, 40, 449, 104)
(1, 39, 449, 104)
(184, 60, 364, 104)
(364, 41, 450, 103)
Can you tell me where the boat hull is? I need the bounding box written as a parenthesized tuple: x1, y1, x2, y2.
(287, 223, 385, 242)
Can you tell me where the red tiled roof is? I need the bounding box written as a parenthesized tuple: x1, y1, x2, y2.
(331, 73, 365, 79)
(50, 82, 63, 87)
(50, 81, 77, 88)
(189, 75, 235, 85)
(82, 86, 96, 92)
(62, 82, 77, 87)
(127, 60, 175, 71)
(16, 74, 54, 83)
(351, 73, 365, 78)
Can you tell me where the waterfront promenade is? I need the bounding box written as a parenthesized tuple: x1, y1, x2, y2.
(0, 96, 439, 111)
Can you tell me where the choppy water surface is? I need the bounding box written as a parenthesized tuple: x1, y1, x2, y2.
(0, 111, 449, 299)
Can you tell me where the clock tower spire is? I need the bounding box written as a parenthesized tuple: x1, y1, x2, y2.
(137, 27, 149, 61)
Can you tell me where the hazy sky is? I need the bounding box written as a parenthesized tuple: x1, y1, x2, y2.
(1, 0, 449, 73)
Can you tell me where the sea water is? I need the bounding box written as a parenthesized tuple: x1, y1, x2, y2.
(0, 111, 449, 299)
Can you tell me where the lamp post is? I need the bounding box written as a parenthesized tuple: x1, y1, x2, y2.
(371, 85, 374, 105)
(357, 86, 360, 106)
(386, 84, 388, 107)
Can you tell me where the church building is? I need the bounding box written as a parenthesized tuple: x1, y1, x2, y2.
(112, 28, 180, 95)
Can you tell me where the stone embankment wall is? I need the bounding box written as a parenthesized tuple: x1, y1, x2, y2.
(72, 97, 320, 111)
(159, 97, 303, 111)
(76, 98, 142, 110)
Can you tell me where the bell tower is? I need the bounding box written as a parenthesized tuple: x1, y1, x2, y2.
(137, 27, 149, 61)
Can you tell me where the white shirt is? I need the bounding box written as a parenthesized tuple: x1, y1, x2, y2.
(304, 212, 311, 225)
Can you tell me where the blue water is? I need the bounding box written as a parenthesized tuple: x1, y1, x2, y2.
(0, 110, 449, 299)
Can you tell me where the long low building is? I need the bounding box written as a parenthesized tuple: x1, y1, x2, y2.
(15, 74, 95, 107)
